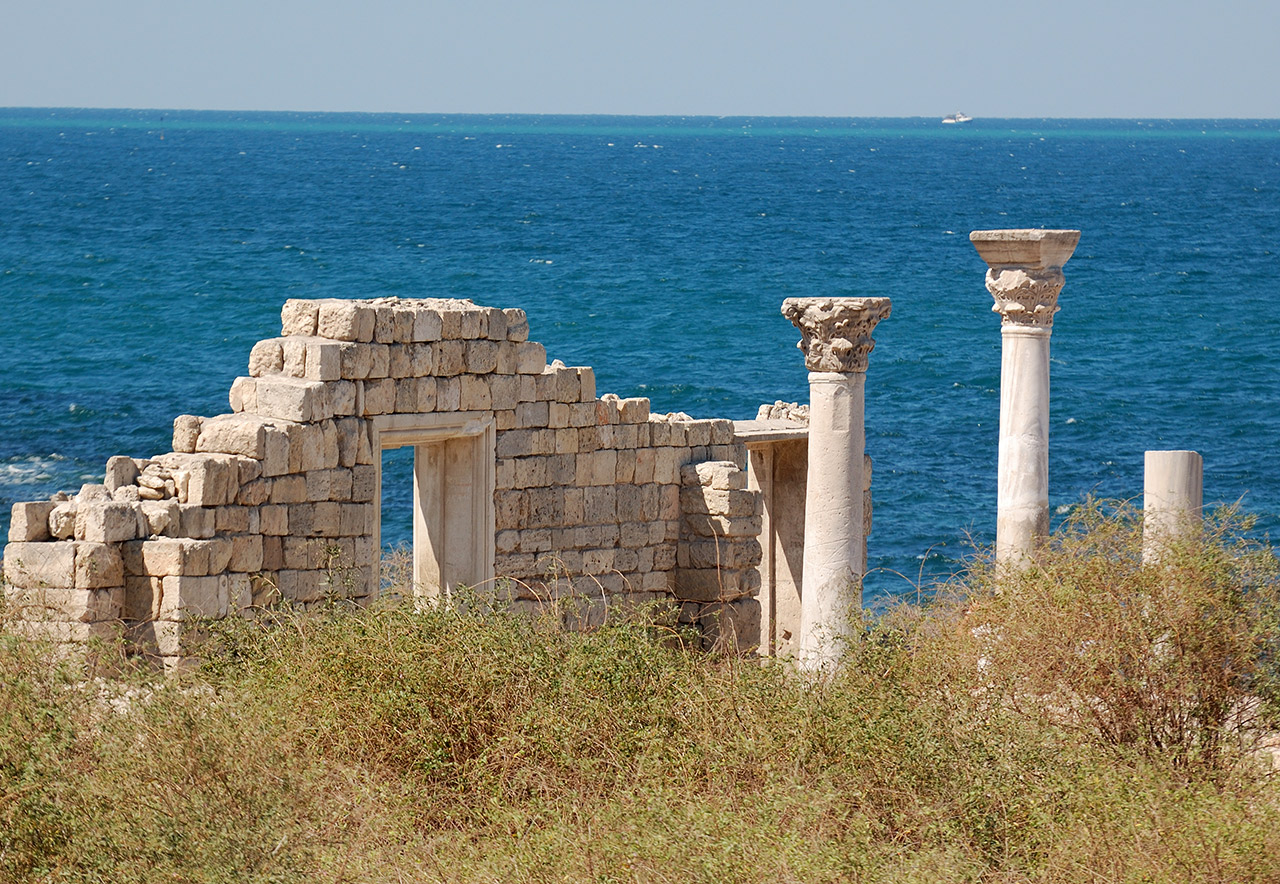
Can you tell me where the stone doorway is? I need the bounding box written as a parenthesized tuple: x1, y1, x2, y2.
(373, 413, 496, 600)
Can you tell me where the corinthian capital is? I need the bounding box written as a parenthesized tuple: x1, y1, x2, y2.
(985, 267, 1064, 329)
(782, 297, 892, 373)
(970, 228, 1080, 330)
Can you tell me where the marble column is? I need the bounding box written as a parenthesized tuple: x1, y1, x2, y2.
(1143, 450, 1203, 562)
(782, 296, 891, 669)
(970, 229, 1080, 567)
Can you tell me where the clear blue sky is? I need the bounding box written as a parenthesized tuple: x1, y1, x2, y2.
(4, 0, 1277, 117)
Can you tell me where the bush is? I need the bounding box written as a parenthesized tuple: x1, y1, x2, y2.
(954, 499, 1280, 771)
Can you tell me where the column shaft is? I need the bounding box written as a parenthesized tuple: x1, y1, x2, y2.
(799, 371, 866, 662)
(1143, 450, 1203, 562)
(996, 327, 1052, 564)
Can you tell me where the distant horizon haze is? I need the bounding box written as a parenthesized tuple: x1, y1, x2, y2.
(3, 0, 1277, 119)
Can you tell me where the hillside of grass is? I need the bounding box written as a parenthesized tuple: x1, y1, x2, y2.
(3, 502, 1279, 883)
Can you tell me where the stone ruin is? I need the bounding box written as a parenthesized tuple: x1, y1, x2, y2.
(3, 296, 879, 667)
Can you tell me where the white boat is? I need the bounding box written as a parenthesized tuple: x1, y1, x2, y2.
(941, 112, 973, 124)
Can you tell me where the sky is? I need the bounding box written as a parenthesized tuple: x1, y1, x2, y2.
(3, 0, 1278, 118)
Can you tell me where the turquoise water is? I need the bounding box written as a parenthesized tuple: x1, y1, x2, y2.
(2, 109, 1278, 601)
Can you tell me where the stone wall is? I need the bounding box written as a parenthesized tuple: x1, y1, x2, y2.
(3, 297, 768, 665)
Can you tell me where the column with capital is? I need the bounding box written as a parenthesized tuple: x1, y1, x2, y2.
(970, 229, 1080, 566)
(782, 296, 891, 669)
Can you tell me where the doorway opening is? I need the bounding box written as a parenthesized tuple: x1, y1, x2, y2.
(373, 413, 496, 602)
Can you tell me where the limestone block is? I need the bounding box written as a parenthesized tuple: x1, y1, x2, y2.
(512, 457, 547, 489)
(672, 568, 750, 602)
(525, 488, 564, 528)
(320, 421, 340, 469)
(228, 377, 258, 414)
(613, 548, 639, 572)
(503, 308, 529, 342)
(408, 343, 434, 376)
(696, 598, 761, 652)
(269, 475, 306, 505)
(591, 450, 618, 486)
(317, 300, 376, 342)
(489, 375, 519, 411)
(140, 500, 181, 537)
(633, 449, 656, 485)
(4, 541, 75, 589)
(653, 448, 681, 485)
(177, 505, 215, 539)
(359, 378, 395, 416)
(583, 487, 617, 523)
(3, 585, 123, 623)
(227, 573, 253, 615)
(495, 342, 519, 375)
(278, 570, 325, 603)
(369, 344, 391, 379)
(124, 575, 163, 620)
(339, 503, 370, 536)
(495, 490, 528, 531)
(465, 340, 499, 374)
(260, 505, 289, 536)
(174, 455, 239, 507)
(545, 454, 575, 486)
(282, 536, 319, 570)
(680, 488, 759, 518)
(122, 538, 209, 577)
(159, 575, 229, 620)
(304, 339, 343, 381)
(335, 418, 363, 468)
(387, 344, 411, 378)
(290, 503, 316, 536)
(281, 299, 320, 336)
(10, 502, 55, 542)
(412, 307, 443, 342)
(441, 305, 485, 339)
(582, 549, 615, 575)
(324, 468, 353, 501)
(615, 451, 637, 484)
(495, 530, 520, 554)
(494, 409, 517, 430)
(338, 342, 374, 380)
(516, 342, 546, 374)
(252, 377, 331, 423)
(352, 465, 376, 502)
(195, 414, 268, 460)
(682, 513, 762, 539)
(313, 502, 341, 537)
(620, 522, 649, 549)
(213, 506, 249, 535)
(460, 375, 492, 411)
(373, 305, 398, 343)
(74, 502, 139, 544)
(73, 542, 124, 589)
(677, 539, 762, 571)
(285, 423, 326, 474)
(249, 339, 285, 377)
(614, 485, 646, 522)
(659, 486, 681, 520)
(280, 338, 306, 376)
(329, 380, 358, 416)
(236, 479, 272, 508)
(434, 341, 466, 376)
(257, 424, 289, 477)
(100, 456, 138, 494)
(516, 401, 549, 428)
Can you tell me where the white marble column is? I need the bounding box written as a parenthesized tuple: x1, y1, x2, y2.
(782, 296, 891, 669)
(970, 229, 1080, 567)
(1143, 450, 1203, 562)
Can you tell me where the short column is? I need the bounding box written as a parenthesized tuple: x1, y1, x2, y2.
(1143, 450, 1203, 562)
(782, 296, 891, 669)
(970, 229, 1080, 567)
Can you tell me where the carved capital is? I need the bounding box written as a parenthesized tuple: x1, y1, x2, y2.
(782, 297, 892, 373)
(986, 268, 1064, 329)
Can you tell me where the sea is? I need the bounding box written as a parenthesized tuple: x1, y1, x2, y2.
(2, 110, 1278, 604)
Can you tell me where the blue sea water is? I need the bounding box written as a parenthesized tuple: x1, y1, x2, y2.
(2, 109, 1278, 603)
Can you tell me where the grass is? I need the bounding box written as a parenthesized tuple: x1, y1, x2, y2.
(2, 500, 1279, 882)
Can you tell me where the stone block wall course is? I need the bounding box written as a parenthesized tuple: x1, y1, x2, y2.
(3, 297, 817, 661)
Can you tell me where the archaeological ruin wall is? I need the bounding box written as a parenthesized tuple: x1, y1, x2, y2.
(4, 297, 799, 665)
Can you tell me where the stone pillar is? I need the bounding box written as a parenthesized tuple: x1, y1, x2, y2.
(970, 229, 1080, 567)
(782, 297, 891, 669)
(1143, 450, 1203, 562)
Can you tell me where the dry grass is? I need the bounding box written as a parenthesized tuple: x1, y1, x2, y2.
(2, 501, 1278, 882)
